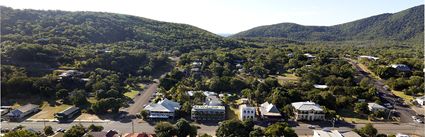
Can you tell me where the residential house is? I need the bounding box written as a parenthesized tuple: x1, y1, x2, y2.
(314, 84, 329, 89)
(191, 105, 225, 121)
(291, 101, 325, 121)
(239, 104, 256, 121)
(358, 55, 379, 61)
(58, 70, 82, 79)
(313, 129, 361, 137)
(85, 130, 119, 137)
(368, 103, 387, 112)
(390, 64, 411, 71)
(415, 96, 425, 106)
(5, 104, 40, 121)
(144, 98, 181, 119)
(304, 53, 316, 59)
(54, 106, 80, 122)
(206, 95, 222, 106)
(1, 106, 12, 116)
(259, 102, 282, 120)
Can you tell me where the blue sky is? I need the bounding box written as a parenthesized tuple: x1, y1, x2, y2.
(0, 0, 423, 34)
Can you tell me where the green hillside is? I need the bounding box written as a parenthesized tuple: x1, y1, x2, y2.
(232, 5, 424, 42)
(0, 6, 243, 52)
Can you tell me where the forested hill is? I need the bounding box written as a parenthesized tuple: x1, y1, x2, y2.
(231, 5, 424, 42)
(0, 6, 243, 52)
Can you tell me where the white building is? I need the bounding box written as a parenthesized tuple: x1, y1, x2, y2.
(396, 133, 410, 137)
(259, 102, 282, 119)
(144, 98, 181, 119)
(367, 103, 387, 112)
(5, 104, 40, 121)
(291, 101, 325, 121)
(239, 104, 256, 121)
(415, 96, 425, 106)
(314, 84, 329, 89)
(313, 129, 361, 137)
(358, 55, 379, 61)
(304, 53, 316, 58)
(191, 105, 225, 121)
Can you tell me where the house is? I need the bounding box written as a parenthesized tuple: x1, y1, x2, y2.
(304, 53, 316, 59)
(415, 96, 425, 106)
(144, 98, 181, 119)
(358, 55, 379, 61)
(1, 106, 12, 116)
(5, 104, 40, 121)
(313, 129, 361, 137)
(187, 91, 216, 97)
(123, 133, 156, 137)
(291, 101, 325, 121)
(239, 104, 256, 121)
(368, 103, 387, 112)
(206, 95, 222, 106)
(259, 102, 282, 120)
(191, 105, 225, 121)
(390, 64, 411, 71)
(314, 84, 329, 89)
(58, 70, 82, 79)
(191, 61, 202, 68)
(287, 53, 294, 58)
(54, 106, 80, 122)
(85, 130, 119, 137)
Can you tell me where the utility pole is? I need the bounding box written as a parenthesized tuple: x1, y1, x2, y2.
(43, 118, 46, 127)
(131, 121, 134, 133)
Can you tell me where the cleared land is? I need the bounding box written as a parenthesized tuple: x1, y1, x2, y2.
(30, 102, 71, 119)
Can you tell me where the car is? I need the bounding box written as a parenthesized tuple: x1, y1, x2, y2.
(384, 103, 394, 109)
(137, 93, 141, 96)
(308, 125, 316, 129)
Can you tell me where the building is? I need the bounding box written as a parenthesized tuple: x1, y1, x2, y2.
(313, 129, 361, 137)
(144, 98, 181, 119)
(187, 91, 216, 97)
(191, 105, 225, 121)
(291, 101, 325, 121)
(390, 64, 411, 71)
(58, 70, 82, 79)
(368, 103, 387, 112)
(239, 104, 256, 121)
(358, 55, 379, 61)
(396, 133, 410, 137)
(5, 104, 40, 121)
(85, 130, 119, 137)
(206, 95, 222, 106)
(259, 102, 282, 120)
(304, 53, 316, 59)
(314, 84, 329, 89)
(415, 96, 425, 106)
(54, 106, 80, 122)
(1, 106, 12, 116)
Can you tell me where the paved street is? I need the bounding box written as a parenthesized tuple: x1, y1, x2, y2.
(346, 58, 418, 123)
(1, 121, 424, 136)
(126, 83, 158, 115)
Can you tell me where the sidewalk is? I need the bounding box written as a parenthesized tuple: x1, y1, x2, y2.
(26, 119, 110, 123)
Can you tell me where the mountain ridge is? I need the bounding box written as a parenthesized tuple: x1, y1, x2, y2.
(231, 5, 424, 42)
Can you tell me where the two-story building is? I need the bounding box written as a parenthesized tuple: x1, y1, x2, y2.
(291, 101, 325, 121)
(239, 104, 256, 121)
(191, 105, 225, 121)
(144, 98, 181, 119)
(259, 102, 282, 120)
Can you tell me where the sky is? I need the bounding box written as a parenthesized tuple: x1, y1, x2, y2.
(0, 0, 423, 34)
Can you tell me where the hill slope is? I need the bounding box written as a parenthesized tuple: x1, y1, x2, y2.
(0, 6, 242, 52)
(232, 5, 424, 41)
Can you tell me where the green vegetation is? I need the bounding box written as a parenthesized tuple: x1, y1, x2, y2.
(232, 5, 424, 42)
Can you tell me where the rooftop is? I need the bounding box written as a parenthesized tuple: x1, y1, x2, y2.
(57, 106, 79, 115)
(314, 130, 361, 137)
(260, 102, 281, 116)
(192, 105, 225, 110)
(291, 101, 323, 111)
(144, 98, 181, 112)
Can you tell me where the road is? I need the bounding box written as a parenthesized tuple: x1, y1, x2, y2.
(2, 121, 424, 136)
(345, 58, 418, 123)
(126, 83, 158, 115)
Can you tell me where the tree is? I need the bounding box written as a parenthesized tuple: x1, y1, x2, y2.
(140, 109, 149, 120)
(88, 124, 104, 132)
(4, 129, 38, 137)
(175, 118, 192, 137)
(189, 125, 198, 137)
(64, 124, 86, 137)
(354, 102, 369, 114)
(216, 119, 249, 137)
(264, 122, 297, 137)
(376, 67, 396, 79)
(69, 89, 88, 106)
(56, 89, 69, 100)
(199, 133, 213, 137)
(357, 123, 377, 137)
(155, 121, 177, 137)
(249, 127, 264, 137)
(44, 126, 54, 136)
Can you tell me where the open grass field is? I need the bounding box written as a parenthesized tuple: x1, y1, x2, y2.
(337, 109, 370, 124)
(29, 102, 71, 119)
(275, 73, 300, 85)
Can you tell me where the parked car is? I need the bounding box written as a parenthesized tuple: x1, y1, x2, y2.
(56, 128, 65, 132)
(308, 125, 316, 129)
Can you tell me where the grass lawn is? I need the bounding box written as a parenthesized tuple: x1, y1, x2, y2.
(337, 109, 370, 124)
(88, 97, 97, 104)
(124, 89, 139, 99)
(392, 90, 414, 102)
(29, 102, 71, 119)
(356, 62, 381, 80)
(276, 73, 300, 85)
